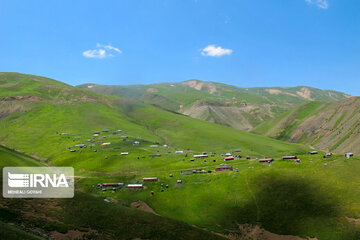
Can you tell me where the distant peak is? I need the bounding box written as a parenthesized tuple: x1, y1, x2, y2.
(181, 80, 217, 94)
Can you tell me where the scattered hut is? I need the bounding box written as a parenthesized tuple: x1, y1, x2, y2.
(102, 183, 124, 187)
(143, 177, 158, 182)
(282, 156, 297, 160)
(215, 166, 233, 172)
(259, 158, 274, 163)
(224, 156, 235, 161)
(127, 184, 143, 189)
(74, 144, 85, 148)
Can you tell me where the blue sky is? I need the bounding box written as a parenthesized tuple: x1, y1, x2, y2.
(1, 0, 359, 95)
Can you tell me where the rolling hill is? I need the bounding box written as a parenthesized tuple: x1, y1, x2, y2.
(78, 79, 350, 131)
(253, 97, 360, 154)
(2, 72, 360, 240)
(0, 145, 225, 240)
(0, 72, 309, 162)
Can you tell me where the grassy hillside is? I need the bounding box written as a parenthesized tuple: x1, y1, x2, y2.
(253, 101, 328, 140)
(253, 97, 360, 154)
(78, 79, 350, 131)
(0, 146, 224, 240)
(0, 73, 309, 163)
(3, 72, 360, 239)
(0, 72, 100, 100)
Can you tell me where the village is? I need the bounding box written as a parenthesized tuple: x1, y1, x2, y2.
(58, 128, 355, 202)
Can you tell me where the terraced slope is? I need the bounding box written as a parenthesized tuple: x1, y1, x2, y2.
(78, 79, 350, 131)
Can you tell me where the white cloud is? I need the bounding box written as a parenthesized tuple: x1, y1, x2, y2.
(96, 43, 122, 54)
(82, 43, 122, 59)
(201, 45, 233, 57)
(305, 0, 329, 9)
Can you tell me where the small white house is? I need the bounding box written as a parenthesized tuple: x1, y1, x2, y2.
(101, 142, 111, 146)
(121, 152, 129, 155)
(127, 184, 143, 189)
(150, 145, 158, 148)
(134, 141, 140, 145)
(175, 150, 184, 154)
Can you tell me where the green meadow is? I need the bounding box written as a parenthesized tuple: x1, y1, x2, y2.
(1, 73, 360, 239)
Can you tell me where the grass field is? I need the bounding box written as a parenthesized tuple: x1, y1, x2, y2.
(0, 145, 225, 240)
(1, 73, 360, 239)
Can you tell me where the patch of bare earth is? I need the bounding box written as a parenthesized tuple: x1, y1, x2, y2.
(182, 80, 217, 94)
(0, 95, 42, 101)
(189, 223, 315, 240)
(265, 89, 297, 97)
(219, 224, 318, 240)
(347, 217, 360, 227)
(130, 201, 159, 216)
(146, 88, 158, 93)
(50, 229, 98, 240)
(296, 87, 314, 101)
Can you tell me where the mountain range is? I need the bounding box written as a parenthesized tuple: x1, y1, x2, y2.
(78, 80, 350, 132)
(2, 72, 360, 240)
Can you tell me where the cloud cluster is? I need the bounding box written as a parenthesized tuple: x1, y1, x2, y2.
(305, 0, 329, 9)
(201, 45, 233, 57)
(83, 43, 122, 59)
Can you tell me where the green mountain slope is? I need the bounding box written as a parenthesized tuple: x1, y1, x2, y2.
(2, 73, 360, 239)
(0, 146, 225, 240)
(0, 73, 309, 164)
(78, 79, 350, 131)
(253, 97, 360, 154)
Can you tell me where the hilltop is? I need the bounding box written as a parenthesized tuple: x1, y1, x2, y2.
(78, 79, 350, 131)
(0, 72, 309, 161)
(253, 97, 360, 154)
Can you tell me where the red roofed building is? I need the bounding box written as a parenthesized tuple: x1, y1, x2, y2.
(259, 158, 274, 163)
(215, 166, 233, 171)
